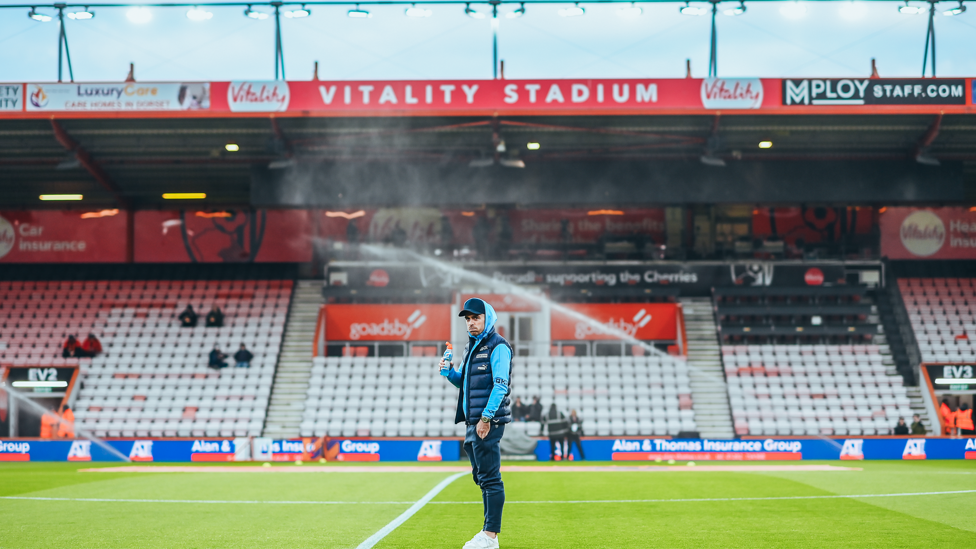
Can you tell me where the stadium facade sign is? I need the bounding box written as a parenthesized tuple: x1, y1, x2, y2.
(782, 78, 966, 106)
(24, 82, 209, 111)
(879, 207, 976, 259)
(0, 84, 22, 111)
(700, 78, 764, 109)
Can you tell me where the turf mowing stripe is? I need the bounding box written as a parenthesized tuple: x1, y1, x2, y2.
(355, 472, 467, 549)
(3, 489, 974, 506)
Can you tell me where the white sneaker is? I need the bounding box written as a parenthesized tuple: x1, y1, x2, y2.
(462, 531, 499, 549)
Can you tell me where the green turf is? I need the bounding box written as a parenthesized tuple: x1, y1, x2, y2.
(1, 461, 975, 548)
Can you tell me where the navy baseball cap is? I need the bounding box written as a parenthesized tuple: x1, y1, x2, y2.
(458, 298, 486, 317)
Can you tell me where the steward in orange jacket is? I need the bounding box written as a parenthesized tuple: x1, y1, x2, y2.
(957, 404, 974, 434)
(40, 411, 58, 439)
(58, 407, 75, 438)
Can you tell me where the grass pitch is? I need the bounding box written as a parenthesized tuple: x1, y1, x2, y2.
(1, 460, 975, 548)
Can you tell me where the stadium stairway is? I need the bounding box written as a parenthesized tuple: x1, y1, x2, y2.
(681, 297, 734, 439)
(262, 280, 323, 438)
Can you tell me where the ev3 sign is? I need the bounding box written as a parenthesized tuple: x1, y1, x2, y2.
(783, 78, 965, 106)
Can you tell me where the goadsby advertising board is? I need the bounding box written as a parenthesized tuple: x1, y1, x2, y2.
(25, 82, 210, 111)
(324, 304, 451, 342)
(550, 303, 678, 341)
(879, 207, 976, 259)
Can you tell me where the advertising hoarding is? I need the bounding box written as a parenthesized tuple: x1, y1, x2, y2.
(879, 207, 976, 260)
(324, 304, 452, 342)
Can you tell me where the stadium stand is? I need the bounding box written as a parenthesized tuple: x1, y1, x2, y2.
(715, 285, 914, 436)
(301, 354, 696, 437)
(0, 280, 292, 438)
(899, 278, 976, 364)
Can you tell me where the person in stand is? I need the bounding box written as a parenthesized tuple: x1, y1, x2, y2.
(205, 305, 224, 328)
(439, 297, 512, 549)
(208, 345, 228, 370)
(511, 397, 526, 422)
(179, 305, 198, 328)
(40, 409, 58, 439)
(527, 396, 543, 423)
(542, 404, 569, 461)
(234, 343, 254, 368)
(566, 409, 585, 460)
(81, 333, 103, 357)
(957, 403, 975, 436)
(893, 417, 909, 435)
(62, 335, 83, 358)
(940, 398, 954, 435)
(910, 414, 927, 435)
(58, 406, 75, 439)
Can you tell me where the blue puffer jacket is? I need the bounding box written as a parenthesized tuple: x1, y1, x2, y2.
(443, 299, 513, 425)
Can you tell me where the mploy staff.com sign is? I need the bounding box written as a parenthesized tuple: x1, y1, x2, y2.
(25, 83, 210, 111)
(324, 304, 451, 342)
(879, 207, 976, 259)
(782, 78, 966, 105)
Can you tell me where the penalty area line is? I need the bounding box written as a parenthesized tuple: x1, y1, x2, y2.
(355, 471, 466, 549)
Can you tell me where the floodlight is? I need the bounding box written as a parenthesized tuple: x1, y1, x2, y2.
(558, 3, 585, 17)
(679, 3, 708, 16)
(28, 7, 52, 21)
(898, 1, 924, 14)
(723, 1, 746, 16)
(758, 141, 773, 149)
(39, 194, 83, 201)
(244, 5, 270, 19)
(186, 7, 213, 21)
(348, 5, 371, 17)
(526, 142, 541, 150)
(506, 3, 525, 17)
(943, 1, 966, 15)
(284, 5, 310, 18)
(127, 7, 152, 23)
(465, 4, 486, 18)
(405, 4, 433, 17)
(225, 143, 240, 152)
(67, 7, 95, 20)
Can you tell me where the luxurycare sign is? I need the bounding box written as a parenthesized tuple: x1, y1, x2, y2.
(550, 303, 678, 341)
(25, 82, 209, 111)
(0, 211, 127, 263)
(880, 207, 976, 259)
(324, 304, 451, 342)
(212, 79, 766, 114)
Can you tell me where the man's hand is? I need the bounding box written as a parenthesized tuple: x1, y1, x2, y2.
(438, 358, 451, 376)
(476, 420, 490, 439)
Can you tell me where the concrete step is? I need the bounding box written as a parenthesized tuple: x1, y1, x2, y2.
(682, 297, 734, 439)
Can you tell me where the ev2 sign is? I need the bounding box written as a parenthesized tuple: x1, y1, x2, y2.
(28, 368, 58, 381)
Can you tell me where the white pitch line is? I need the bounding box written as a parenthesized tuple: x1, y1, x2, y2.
(355, 472, 466, 549)
(2, 488, 974, 507)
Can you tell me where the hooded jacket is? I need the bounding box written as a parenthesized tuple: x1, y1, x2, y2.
(441, 299, 513, 425)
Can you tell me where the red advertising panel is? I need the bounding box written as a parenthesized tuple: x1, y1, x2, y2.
(508, 208, 665, 244)
(0, 210, 128, 263)
(318, 207, 665, 246)
(211, 79, 768, 115)
(459, 294, 542, 313)
(752, 206, 875, 245)
(551, 303, 678, 341)
(134, 210, 312, 263)
(880, 207, 976, 260)
(325, 304, 451, 342)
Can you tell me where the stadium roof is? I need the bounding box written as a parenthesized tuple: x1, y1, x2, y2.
(1, 78, 975, 208)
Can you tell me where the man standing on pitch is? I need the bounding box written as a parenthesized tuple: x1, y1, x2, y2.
(440, 297, 512, 549)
